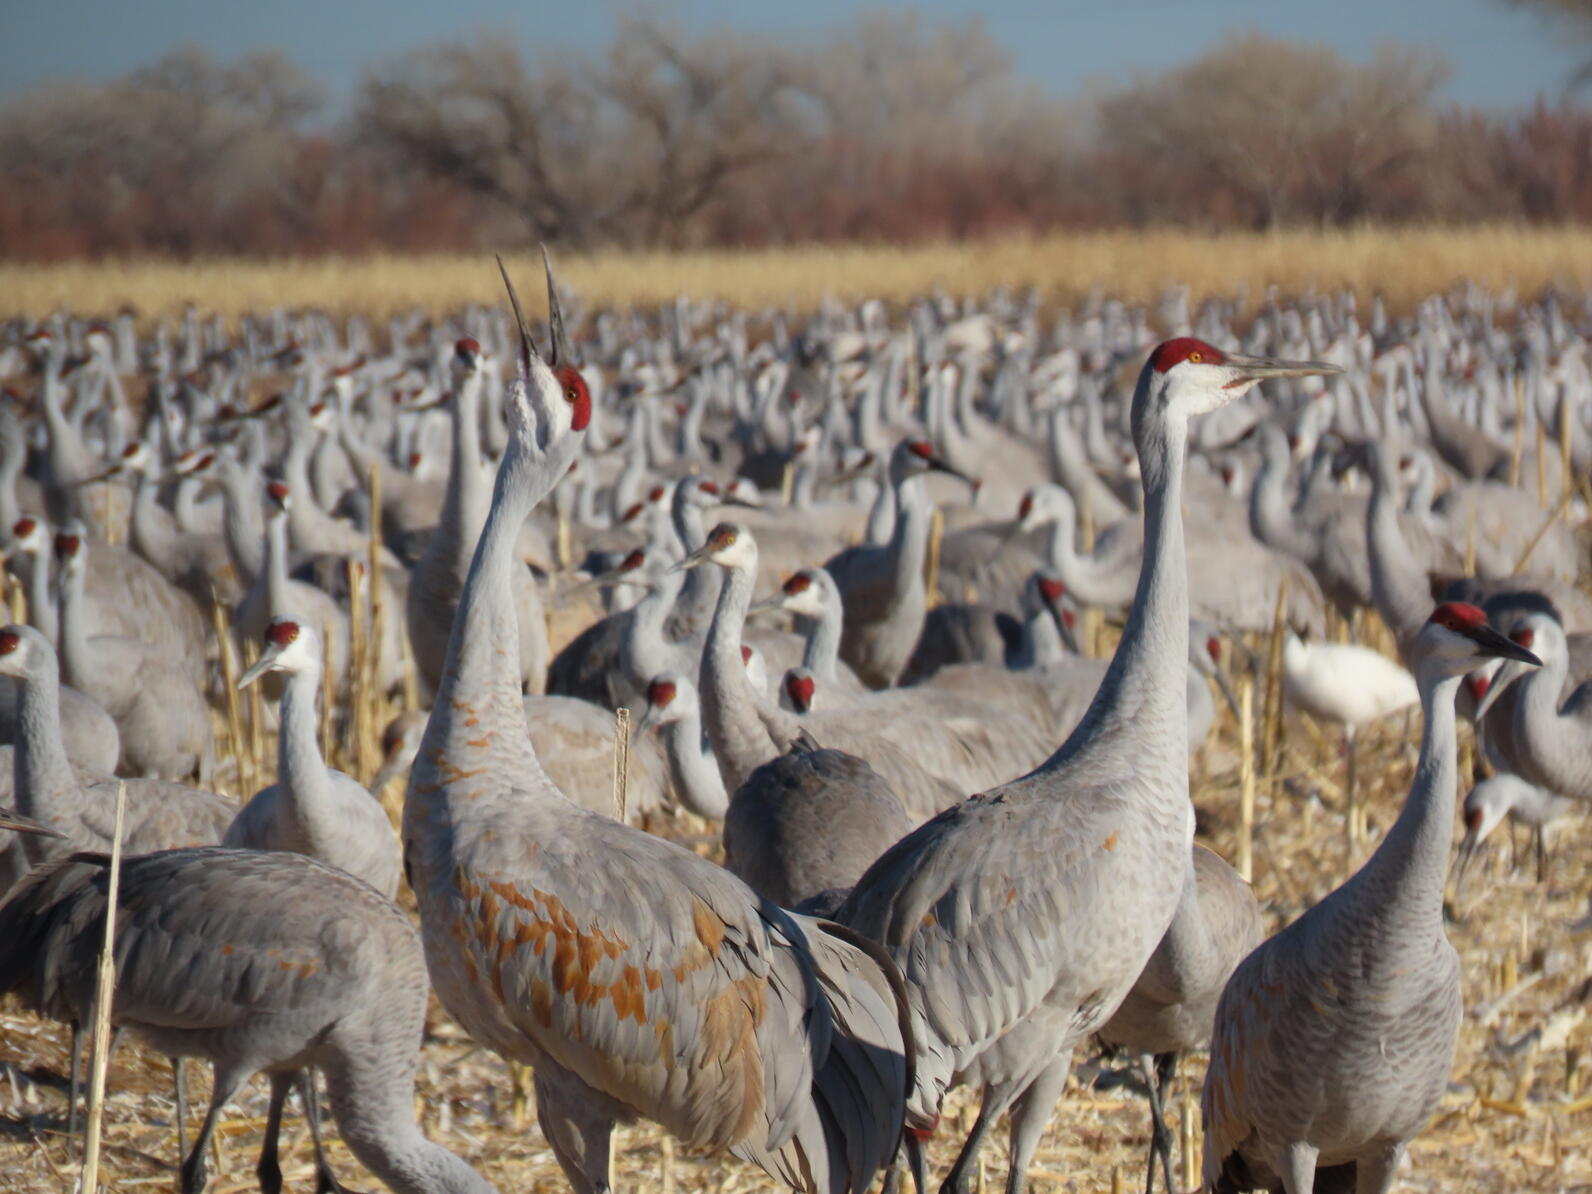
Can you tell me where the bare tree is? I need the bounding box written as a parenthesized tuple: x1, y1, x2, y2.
(1095, 35, 1445, 228)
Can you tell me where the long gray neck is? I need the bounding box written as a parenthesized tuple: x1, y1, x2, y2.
(27, 553, 56, 645)
(326, 1072, 500, 1194)
(661, 709, 729, 819)
(1249, 442, 1315, 558)
(1352, 669, 1460, 932)
(1514, 648, 1591, 794)
(412, 431, 577, 823)
(889, 476, 932, 604)
(440, 373, 490, 561)
(15, 653, 80, 860)
(56, 565, 92, 692)
(621, 571, 683, 687)
(277, 664, 344, 854)
(802, 589, 845, 679)
(220, 463, 265, 585)
(129, 471, 179, 575)
(0, 437, 20, 534)
(1041, 387, 1190, 774)
(698, 557, 778, 795)
(266, 511, 293, 619)
(1367, 464, 1431, 660)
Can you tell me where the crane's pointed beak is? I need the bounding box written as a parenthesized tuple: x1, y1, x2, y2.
(633, 703, 661, 737)
(674, 543, 713, 573)
(1468, 624, 1542, 668)
(237, 647, 282, 690)
(748, 593, 785, 615)
(1222, 352, 1344, 388)
(0, 806, 64, 838)
(497, 254, 541, 376)
(542, 244, 572, 371)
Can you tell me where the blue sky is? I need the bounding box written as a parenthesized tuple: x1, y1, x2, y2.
(2, 0, 1583, 110)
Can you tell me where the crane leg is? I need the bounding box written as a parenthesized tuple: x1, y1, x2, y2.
(1275, 1140, 1317, 1194)
(938, 1085, 1005, 1194)
(181, 1062, 250, 1194)
(255, 1072, 294, 1194)
(1535, 826, 1548, 885)
(1351, 1141, 1403, 1194)
(1140, 1053, 1177, 1194)
(174, 1056, 188, 1161)
(301, 1070, 356, 1194)
(1001, 1053, 1071, 1194)
(67, 1022, 124, 1154)
(67, 1021, 82, 1149)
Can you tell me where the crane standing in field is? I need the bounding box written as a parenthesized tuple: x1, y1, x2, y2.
(0, 848, 498, 1194)
(839, 339, 1342, 1194)
(402, 256, 910, 1194)
(1202, 604, 1540, 1194)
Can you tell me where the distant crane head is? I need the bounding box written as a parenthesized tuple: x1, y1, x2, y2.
(9, 517, 44, 558)
(1472, 611, 1561, 721)
(452, 337, 485, 378)
(496, 249, 591, 467)
(890, 439, 973, 489)
(676, 521, 756, 574)
(756, 568, 828, 620)
(52, 521, 87, 577)
(781, 667, 818, 714)
(635, 672, 692, 736)
(0, 622, 50, 680)
(238, 616, 322, 688)
(1138, 337, 1342, 423)
(1417, 603, 1541, 684)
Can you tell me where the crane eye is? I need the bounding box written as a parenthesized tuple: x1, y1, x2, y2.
(1188, 351, 1202, 363)
(565, 386, 580, 406)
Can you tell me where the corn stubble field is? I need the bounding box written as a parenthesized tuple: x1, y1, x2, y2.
(2, 230, 1592, 1194)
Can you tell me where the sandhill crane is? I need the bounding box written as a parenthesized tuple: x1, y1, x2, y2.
(402, 256, 910, 1194)
(751, 566, 870, 696)
(0, 624, 231, 865)
(4, 513, 207, 684)
(0, 668, 120, 776)
(1453, 773, 1574, 894)
(635, 673, 729, 819)
(1097, 844, 1262, 1194)
(681, 521, 1004, 818)
(838, 339, 1342, 1194)
(407, 337, 550, 697)
(0, 847, 499, 1194)
(95, 441, 240, 605)
(823, 440, 972, 689)
(1202, 603, 1539, 1194)
(226, 616, 400, 898)
(723, 738, 912, 913)
(54, 524, 213, 781)
(1471, 612, 1592, 805)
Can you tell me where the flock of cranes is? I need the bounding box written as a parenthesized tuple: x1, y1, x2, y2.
(0, 256, 1587, 1194)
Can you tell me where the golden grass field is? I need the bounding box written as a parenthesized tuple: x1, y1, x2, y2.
(5, 225, 1592, 322)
